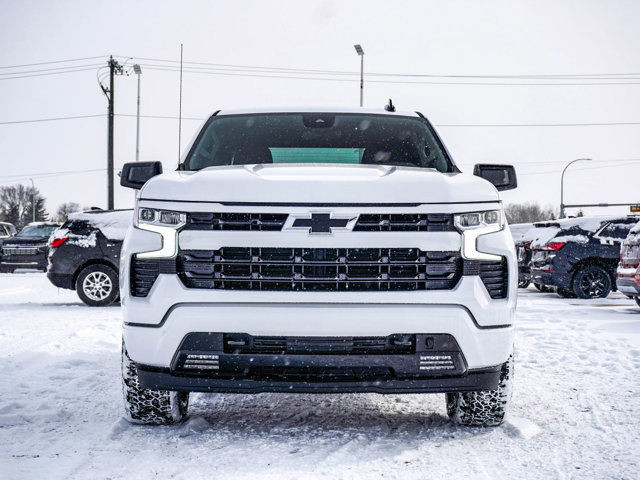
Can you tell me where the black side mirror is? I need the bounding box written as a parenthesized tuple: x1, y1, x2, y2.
(473, 164, 517, 191)
(120, 161, 163, 189)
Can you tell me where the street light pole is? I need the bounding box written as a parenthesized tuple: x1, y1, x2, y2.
(29, 178, 35, 222)
(133, 64, 142, 161)
(560, 158, 591, 218)
(354, 44, 364, 107)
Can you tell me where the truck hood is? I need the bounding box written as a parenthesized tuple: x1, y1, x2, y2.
(139, 164, 500, 204)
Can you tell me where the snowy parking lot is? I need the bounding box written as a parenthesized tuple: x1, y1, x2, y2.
(1, 273, 639, 480)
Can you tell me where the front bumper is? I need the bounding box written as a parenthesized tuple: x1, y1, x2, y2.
(121, 210, 517, 373)
(136, 364, 502, 394)
(617, 277, 640, 296)
(135, 331, 501, 393)
(1, 253, 47, 270)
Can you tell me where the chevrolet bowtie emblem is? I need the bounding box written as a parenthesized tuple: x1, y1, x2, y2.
(291, 213, 355, 234)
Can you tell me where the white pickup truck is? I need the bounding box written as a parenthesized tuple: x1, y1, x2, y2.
(118, 107, 518, 426)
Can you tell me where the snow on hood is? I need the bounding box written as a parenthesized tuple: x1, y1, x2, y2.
(139, 164, 500, 204)
(509, 223, 534, 243)
(68, 210, 133, 240)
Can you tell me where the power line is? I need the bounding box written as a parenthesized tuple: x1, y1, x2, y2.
(0, 114, 105, 125)
(0, 67, 100, 81)
(4, 112, 640, 128)
(438, 121, 640, 127)
(119, 55, 640, 80)
(0, 63, 104, 76)
(141, 65, 640, 86)
(0, 55, 107, 69)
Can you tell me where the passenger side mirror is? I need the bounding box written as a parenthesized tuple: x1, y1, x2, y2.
(473, 164, 517, 191)
(120, 161, 163, 189)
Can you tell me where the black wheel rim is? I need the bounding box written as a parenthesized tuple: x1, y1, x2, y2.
(577, 270, 608, 298)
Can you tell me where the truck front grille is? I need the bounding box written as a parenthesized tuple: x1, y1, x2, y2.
(2, 246, 40, 255)
(353, 214, 454, 232)
(182, 212, 456, 232)
(184, 212, 289, 231)
(177, 247, 462, 291)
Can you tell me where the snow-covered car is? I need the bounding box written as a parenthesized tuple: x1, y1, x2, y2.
(617, 220, 640, 307)
(0, 222, 60, 273)
(530, 216, 638, 298)
(510, 223, 534, 288)
(47, 210, 133, 306)
(118, 107, 518, 427)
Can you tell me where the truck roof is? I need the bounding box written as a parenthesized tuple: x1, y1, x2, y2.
(215, 106, 421, 117)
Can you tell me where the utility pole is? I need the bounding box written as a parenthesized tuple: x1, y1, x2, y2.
(100, 56, 123, 210)
(354, 45, 364, 107)
(133, 64, 142, 161)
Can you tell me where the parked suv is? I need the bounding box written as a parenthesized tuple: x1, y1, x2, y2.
(118, 108, 518, 426)
(617, 220, 640, 307)
(0, 222, 60, 272)
(530, 216, 638, 298)
(47, 210, 132, 306)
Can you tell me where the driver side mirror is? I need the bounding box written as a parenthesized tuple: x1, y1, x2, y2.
(119, 161, 163, 189)
(473, 164, 517, 191)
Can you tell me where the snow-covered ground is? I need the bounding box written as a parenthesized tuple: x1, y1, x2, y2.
(1, 273, 639, 480)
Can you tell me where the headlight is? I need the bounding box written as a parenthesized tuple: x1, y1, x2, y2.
(137, 208, 186, 228)
(454, 209, 505, 262)
(454, 210, 503, 231)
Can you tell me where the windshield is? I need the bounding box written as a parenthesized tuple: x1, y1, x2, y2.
(185, 113, 454, 172)
(17, 225, 58, 237)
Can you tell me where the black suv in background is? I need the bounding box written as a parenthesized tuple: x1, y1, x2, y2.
(0, 222, 60, 272)
(47, 210, 132, 306)
(530, 216, 638, 298)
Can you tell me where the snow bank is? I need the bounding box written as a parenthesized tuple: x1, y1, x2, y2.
(68, 210, 133, 240)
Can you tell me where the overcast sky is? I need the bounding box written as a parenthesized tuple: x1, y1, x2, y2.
(1, 0, 639, 219)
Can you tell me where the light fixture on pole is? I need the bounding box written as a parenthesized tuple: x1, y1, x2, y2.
(354, 44, 364, 107)
(133, 64, 142, 162)
(560, 158, 591, 218)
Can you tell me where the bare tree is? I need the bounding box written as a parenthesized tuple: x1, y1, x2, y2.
(505, 202, 557, 224)
(55, 202, 81, 222)
(0, 184, 48, 229)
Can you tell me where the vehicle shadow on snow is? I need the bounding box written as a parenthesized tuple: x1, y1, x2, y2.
(180, 392, 488, 439)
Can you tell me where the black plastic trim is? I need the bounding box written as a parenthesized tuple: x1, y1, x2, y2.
(136, 364, 501, 394)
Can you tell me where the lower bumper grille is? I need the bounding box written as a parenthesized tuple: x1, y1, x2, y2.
(170, 333, 467, 380)
(223, 334, 415, 355)
(177, 247, 462, 292)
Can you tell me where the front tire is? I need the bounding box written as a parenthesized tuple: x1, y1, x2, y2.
(518, 278, 531, 289)
(121, 344, 189, 425)
(446, 354, 513, 427)
(76, 264, 118, 306)
(572, 265, 612, 299)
